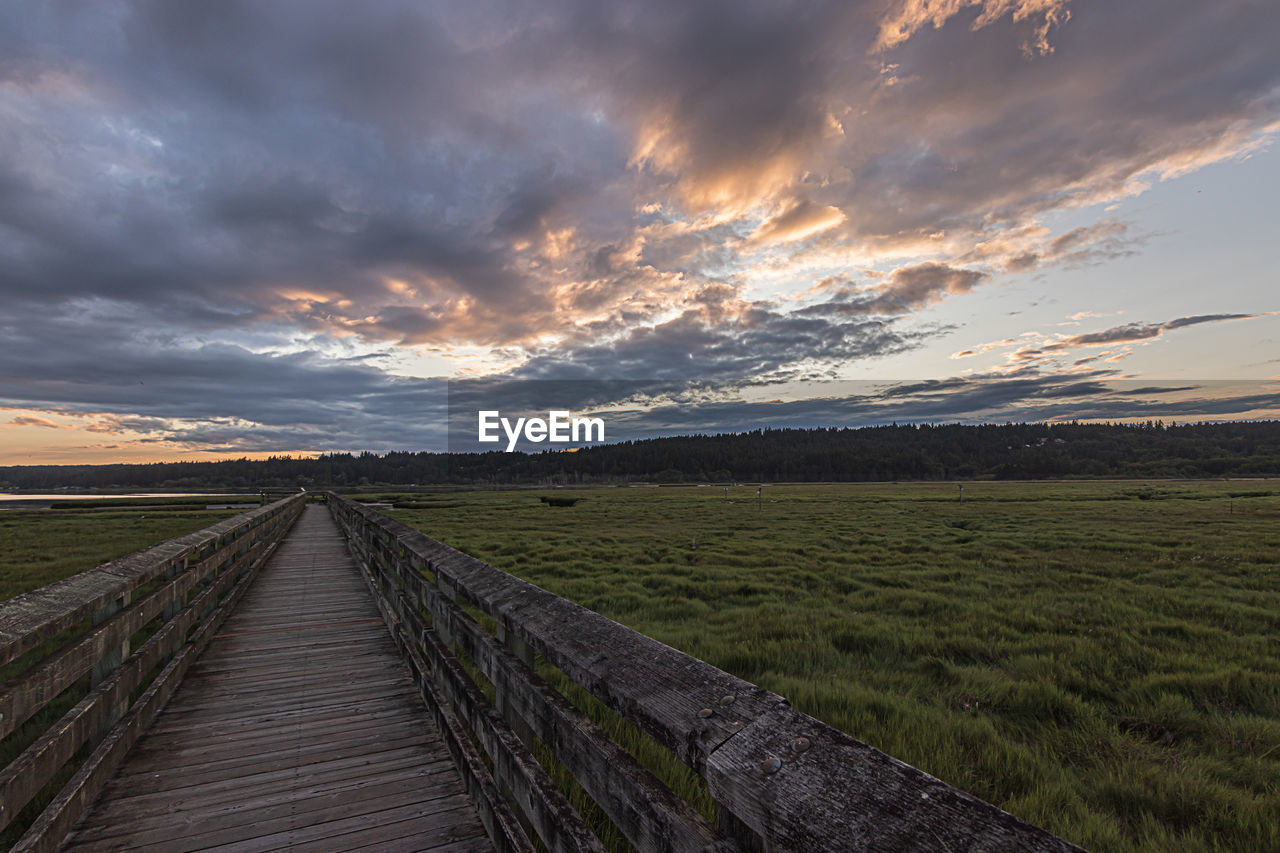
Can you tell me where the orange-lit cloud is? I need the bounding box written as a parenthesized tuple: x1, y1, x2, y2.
(6, 415, 66, 429)
(875, 0, 1073, 56)
(750, 200, 847, 244)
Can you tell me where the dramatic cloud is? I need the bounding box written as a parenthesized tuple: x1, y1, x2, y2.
(0, 0, 1276, 459)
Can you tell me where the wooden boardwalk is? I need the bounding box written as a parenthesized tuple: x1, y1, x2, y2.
(57, 505, 493, 853)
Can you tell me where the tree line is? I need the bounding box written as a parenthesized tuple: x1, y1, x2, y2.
(1, 421, 1277, 490)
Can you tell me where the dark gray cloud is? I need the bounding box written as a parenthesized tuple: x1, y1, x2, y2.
(1049, 314, 1262, 349)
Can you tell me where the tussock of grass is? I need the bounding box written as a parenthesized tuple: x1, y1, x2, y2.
(392, 481, 1280, 853)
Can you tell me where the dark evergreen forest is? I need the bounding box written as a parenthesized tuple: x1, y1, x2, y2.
(2, 421, 1277, 490)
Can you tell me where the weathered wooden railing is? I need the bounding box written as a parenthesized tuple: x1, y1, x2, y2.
(328, 492, 1084, 853)
(0, 494, 306, 852)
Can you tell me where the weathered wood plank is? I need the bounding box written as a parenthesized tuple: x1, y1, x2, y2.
(137, 679, 416, 719)
(187, 653, 404, 681)
(243, 800, 486, 853)
(0, 573, 134, 670)
(78, 755, 453, 830)
(133, 701, 418, 751)
(162, 656, 411, 689)
(91, 746, 439, 813)
(53, 504, 493, 853)
(112, 734, 434, 795)
(345, 834, 495, 853)
(705, 702, 1085, 852)
(141, 692, 409, 734)
(122, 714, 429, 771)
(353, 520, 583, 852)
(67, 777, 475, 853)
(282, 812, 490, 853)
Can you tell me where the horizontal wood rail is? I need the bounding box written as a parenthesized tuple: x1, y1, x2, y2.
(328, 493, 1085, 853)
(0, 494, 306, 852)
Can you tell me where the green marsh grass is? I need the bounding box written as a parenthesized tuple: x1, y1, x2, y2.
(390, 481, 1280, 852)
(0, 506, 241, 601)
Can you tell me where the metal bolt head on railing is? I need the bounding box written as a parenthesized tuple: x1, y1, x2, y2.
(761, 755, 782, 775)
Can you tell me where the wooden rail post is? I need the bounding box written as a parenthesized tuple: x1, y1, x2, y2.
(162, 559, 183, 622)
(160, 557, 184, 661)
(435, 572, 457, 652)
(88, 591, 131, 743)
(88, 593, 129, 688)
(494, 623, 537, 746)
(492, 622, 540, 845)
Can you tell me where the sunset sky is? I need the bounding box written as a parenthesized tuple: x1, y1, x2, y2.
(1, 0, 1278, 464)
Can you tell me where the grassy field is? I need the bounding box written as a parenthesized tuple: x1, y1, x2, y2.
(0, 505, 242, 601)
(378, 481, 1280, 853)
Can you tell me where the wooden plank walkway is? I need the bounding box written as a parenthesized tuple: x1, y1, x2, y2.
(57, 504, 493, 853)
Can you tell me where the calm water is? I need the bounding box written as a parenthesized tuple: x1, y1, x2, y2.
(0, 492, 255, 502)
